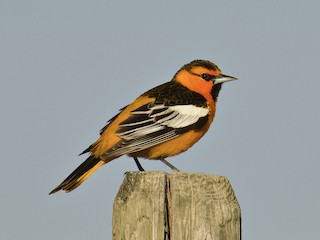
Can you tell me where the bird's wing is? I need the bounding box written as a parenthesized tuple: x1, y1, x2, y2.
(103, 103, 209, 158)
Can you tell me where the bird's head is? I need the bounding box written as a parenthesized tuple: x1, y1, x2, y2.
(174, 59, 237, 101)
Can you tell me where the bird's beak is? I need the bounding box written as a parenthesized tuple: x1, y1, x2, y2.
(214, 74, 237, 84)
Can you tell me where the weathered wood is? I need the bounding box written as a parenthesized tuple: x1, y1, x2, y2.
(113, 171, 241, 240)
(112, 171, 168, 239)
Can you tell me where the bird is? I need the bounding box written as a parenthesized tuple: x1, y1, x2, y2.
(49, 59, 237, 194)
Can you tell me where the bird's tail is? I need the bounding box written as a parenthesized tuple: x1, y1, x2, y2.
(49, 156, 105, 194)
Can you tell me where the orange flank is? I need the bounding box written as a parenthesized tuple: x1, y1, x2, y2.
(91, 96, 155, 158)
(49, 59, 237, 194)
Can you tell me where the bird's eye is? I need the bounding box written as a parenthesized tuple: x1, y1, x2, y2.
(201, 73, 213, 81)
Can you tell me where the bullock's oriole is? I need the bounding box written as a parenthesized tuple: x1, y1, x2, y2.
(49, 59, 237, 194)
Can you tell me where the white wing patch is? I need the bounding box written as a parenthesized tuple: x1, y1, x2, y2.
(117, 104, 209, 140)
(156, 105, 209, 128)
(103, 104, 209, 159)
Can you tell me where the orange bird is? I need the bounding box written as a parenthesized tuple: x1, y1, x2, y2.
(49, 59, 237, 194)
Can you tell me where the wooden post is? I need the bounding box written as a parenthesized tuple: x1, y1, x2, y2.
(113, 171, 241, 240)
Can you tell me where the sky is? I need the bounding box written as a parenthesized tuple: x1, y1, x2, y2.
(1, 0, 319, 239)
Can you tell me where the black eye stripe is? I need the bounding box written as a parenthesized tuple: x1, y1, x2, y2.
(201, 73, 214, 81)
(190, 72, 215, 81)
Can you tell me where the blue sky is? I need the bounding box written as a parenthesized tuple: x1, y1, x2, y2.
(1, 1, 319, 239)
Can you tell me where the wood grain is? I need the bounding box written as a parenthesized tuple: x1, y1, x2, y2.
(113, 171, 241, 240)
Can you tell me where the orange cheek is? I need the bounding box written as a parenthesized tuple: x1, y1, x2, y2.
(175, 70, 214, 103)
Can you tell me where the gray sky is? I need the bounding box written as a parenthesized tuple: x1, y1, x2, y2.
(1, 0, 319, 239)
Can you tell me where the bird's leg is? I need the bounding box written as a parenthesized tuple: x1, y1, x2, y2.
(133, 157, 145, 171)
(160, 158, 180, 171)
